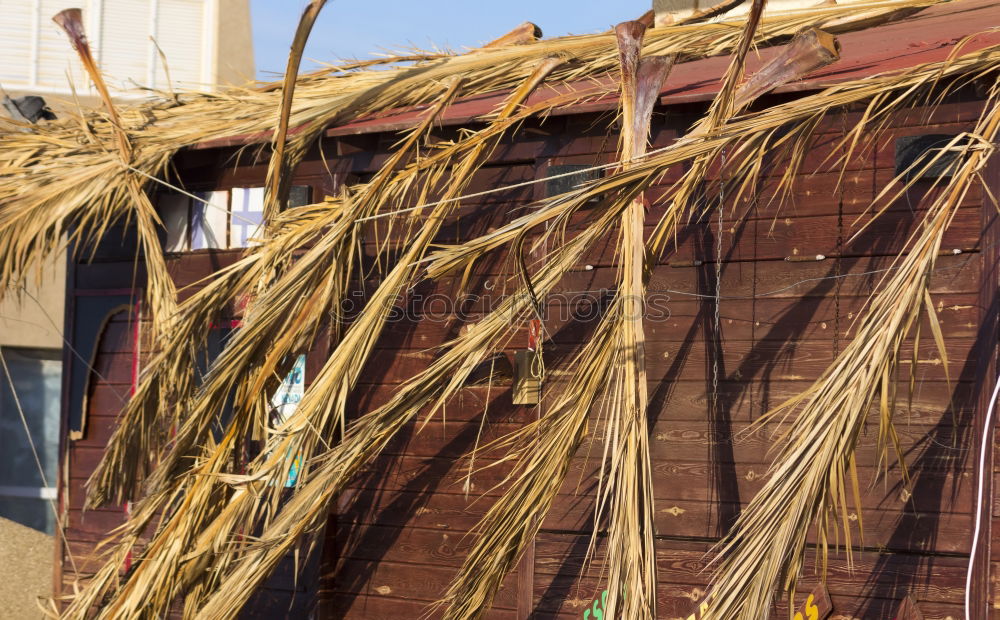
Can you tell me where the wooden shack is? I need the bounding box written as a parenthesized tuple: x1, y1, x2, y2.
(47, 0, 1000, 617)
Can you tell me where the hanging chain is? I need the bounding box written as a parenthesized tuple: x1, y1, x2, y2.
(835, 113, 846, 356)
(835, 194, 843, 356)
(712, 149, 726, 412)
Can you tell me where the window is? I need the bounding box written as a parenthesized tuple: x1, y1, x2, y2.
(541, 162, 603, 205)
(160, 190, 230, 251)
(159, 185, 312, 252)
(544, 164, 602, 197)
(894, 134, 962, 180)
(229, 187, 265, 249)
(0, 347, 62, 534)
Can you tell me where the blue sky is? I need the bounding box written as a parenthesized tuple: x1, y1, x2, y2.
(250, 1, 650, 79)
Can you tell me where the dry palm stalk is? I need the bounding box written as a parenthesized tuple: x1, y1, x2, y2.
(438, 181, 671, 618)
(482, 21, 543, 48)
(264, 0, 328, 221)
(704, 91, 1000, 620)
(708, 0, 768, 128)
(86, 78, 467, 509)
(440, 40, 675, 618)
(663, 0, 749, 25)
(654, 0, 767, 257)
(441, 298, 627, 620)
(732, 27, 840, 111)
(51, 9, 177, 338)
(595, 20, 671, 620)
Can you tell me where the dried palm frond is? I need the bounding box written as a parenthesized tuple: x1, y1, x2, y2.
(441, 298, 626, 620)
(0, 0, 936, 318)
(84, 196, 350, 509)
(46, 10, 177, 338)
(70, 86, 465, 618)
(10, 2, 1000, 618)
(264, 0, 328, 221)
(188, 187, 626, 620)
(73, 60, 570, 619)
(439, 44, 677, 614)
(74, 38, 997, 620)
(594, 19, 672, 620)
(703, 89, 1000, 620)
(85, 75, 468, 511)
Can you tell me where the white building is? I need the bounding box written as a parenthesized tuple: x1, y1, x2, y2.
(0, 0, 254, 103)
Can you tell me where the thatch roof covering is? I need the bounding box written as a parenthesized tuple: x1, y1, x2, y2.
(2, 0, 1000, 617)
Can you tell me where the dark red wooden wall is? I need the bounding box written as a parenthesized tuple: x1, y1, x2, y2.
(56, 93, 999, 619)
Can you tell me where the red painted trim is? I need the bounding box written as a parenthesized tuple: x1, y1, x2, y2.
(123, 299, 141, 572)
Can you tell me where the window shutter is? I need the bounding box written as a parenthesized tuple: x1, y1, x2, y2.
(154, 0, 205, 89)
(191, 190, 228, 250)
(0, 0, 34, 83)
(98, 0, 151, 90)
(158, 193, 190, 252)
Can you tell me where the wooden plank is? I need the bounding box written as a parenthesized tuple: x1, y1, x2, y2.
(331, 524, 477, 569)
(555, 457, 974, 512)
(79, 383, 129, 418)
(531, 534, 968, 614)
(530, 570, 965, 619)
(314, 593, 516, 620)
(334, 465, 972, 554)
(352, 378, 976, 427)
(358, 336, 974, 385)
(972, 140, 1000, 617)
(390, 253, 980, 316)
(65, 508, 127, 542)
(67, 446, 105, 479)
(368, 291, 983, 352)
(361, 197, 984, 269)
(337, 489, 493, 533)
(518, 535, 535, 617)
(324, 558, 518, 610)
(542, 499, 972, 554)
(579, 161, 974, 231)
(359, 400, 975, 468)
